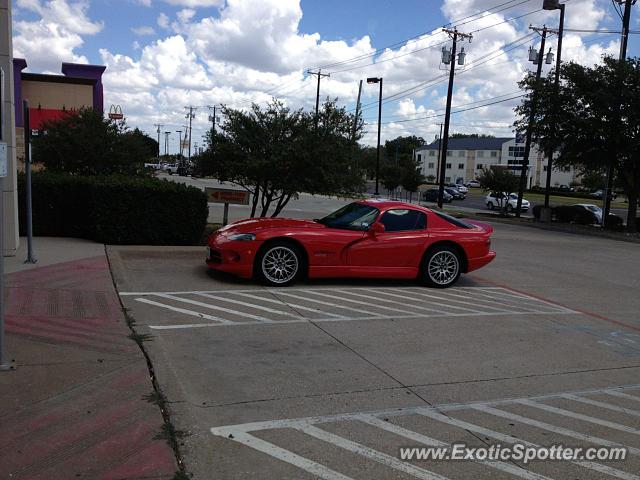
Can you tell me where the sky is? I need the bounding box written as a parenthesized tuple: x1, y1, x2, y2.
(11, 0, 639, 153)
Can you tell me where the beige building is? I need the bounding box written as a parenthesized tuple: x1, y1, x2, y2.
(14, 59, 106, 169)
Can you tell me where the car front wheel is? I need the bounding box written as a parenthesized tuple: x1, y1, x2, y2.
(255, 243, 303, 287)
(420, 246, 461, 288)
(487, 202, 494, 210)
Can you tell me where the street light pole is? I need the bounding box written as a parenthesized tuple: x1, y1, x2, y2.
(516, 26, 547, 217)
(543, 2, 565, 211)
(176, 130, 182, 158)
(367, 77, 383, 196)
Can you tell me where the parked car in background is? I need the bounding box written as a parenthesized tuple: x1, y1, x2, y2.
(485, 192, 530, 212)
(162, 163, 178, 175)
(557, 184, 574, 192)
(572, 204, 603, 224)
(591, 189, 617, 200)
(466, 180, 481, 188)
(450, 183, 468, 193)
(423, 188, 453, 203)
(445, 187, 466, 200)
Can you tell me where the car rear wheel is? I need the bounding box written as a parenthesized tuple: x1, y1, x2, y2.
(487, 202, 494, 210)
(420, 246, 461, 288)
(506, 204, 513, 213)
(255, 243, 302, 287)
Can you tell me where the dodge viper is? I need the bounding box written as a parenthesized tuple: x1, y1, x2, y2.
(206, 199, 495, 288)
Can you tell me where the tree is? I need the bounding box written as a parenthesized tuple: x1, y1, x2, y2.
(380, 164, 404, 197)
(450, 133, 495, 139)
(401, 167, 425, 203)
(196, 100, 364, 217)
(515, 56, 640, 232)
(477, 167, 520, 215)
(32, 108, 157, 175)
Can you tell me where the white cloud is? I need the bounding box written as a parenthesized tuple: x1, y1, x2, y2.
(157, 12, 170, 29)
(131, 26, 156, 36)
(13, 0, 102, 72)
(164, 0, 224, 7)
(13, 0, 624, 147)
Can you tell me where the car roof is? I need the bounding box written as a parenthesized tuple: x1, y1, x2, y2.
(358, 198, 431, 210)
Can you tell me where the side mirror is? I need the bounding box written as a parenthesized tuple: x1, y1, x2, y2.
(369, 222, 385, 235)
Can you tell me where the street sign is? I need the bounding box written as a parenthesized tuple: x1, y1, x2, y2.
(206, 187, 250, 205)
(0, 143, 7, 178)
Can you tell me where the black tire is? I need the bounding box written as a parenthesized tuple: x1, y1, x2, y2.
(506, 204, 513, 213)
(487, 202, 494, 210)
(419, 245, 462, 288)
(254, 242, 304, 287)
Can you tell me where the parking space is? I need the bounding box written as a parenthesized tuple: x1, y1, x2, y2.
(119, 286, 575, 330)
(211, 384, 640, 480)
(108, 223, 640, 479)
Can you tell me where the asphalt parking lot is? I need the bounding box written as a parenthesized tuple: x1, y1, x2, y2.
(108, 222, 640, 480)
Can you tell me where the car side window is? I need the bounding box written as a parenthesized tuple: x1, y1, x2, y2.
(380, 209, 427, 232)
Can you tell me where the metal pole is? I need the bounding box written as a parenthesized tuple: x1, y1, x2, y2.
(375, 78, 383, 196)
(435, 123, 443, 185)
(438, 34, 458, 208)
(23, 101, 35, 264)
(516, 28, 547, 217)
(603, 0, 633, 226)
(315, 70, 321, 127)
(223, 203, 229, 226)
(544, 4, 564, 209)
(0, 66, 10, 371)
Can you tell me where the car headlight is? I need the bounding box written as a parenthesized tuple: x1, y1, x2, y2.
(227, 233, 256, 241)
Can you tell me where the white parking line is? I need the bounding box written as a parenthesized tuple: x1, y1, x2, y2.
(296, 424, 449, 480)
(471, 404, 640, 456)
(210, 384, 640, 480)
(120, 286, 578, 330)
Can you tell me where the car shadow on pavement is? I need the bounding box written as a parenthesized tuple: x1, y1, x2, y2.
(204, 267, 483, 289)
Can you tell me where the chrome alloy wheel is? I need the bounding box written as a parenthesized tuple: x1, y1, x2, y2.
(261, 246, 299, 284)
(427, 250, 460, 286)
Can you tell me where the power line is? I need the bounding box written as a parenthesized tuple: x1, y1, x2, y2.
(362, 94, 525, 125)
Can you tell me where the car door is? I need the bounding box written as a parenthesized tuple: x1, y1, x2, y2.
(347, 209, 428, 267)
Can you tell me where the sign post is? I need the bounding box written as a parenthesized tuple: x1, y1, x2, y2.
(23, 100, 36, 264)
(205, 187, 250, 226)
(0, 66, 12, 371)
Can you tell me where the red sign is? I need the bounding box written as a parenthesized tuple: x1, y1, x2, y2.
(206, 187, 250, 205)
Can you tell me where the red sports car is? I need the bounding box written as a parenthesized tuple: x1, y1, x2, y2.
(206, 199, 495, 288)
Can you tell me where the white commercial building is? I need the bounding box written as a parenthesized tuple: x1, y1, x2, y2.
(415, 137, 577, 188)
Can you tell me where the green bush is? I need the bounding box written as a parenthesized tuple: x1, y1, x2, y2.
(18, 172, 208, 245)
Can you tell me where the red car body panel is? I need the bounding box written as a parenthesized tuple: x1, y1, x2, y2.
(206, 200, 495, 281)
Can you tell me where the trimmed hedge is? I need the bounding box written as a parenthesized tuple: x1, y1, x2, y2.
(18, 172, 208, 245)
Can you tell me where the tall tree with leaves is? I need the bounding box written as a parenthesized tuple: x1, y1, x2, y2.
(197, 100, 364, 217)
(515, 56, 640, 232)
(32, 108, 157, 175)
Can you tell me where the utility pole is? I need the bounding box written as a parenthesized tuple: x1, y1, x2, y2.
(435, 122, 443, 184)
(543, 0, 565, 212)
(164, 131, 170, 156)
(603, 0, 636, 226)
(438, 28, 472, 208)
(351, 80, 363, 143)
(176, 130, 183, 158)
(154, 123, 163, 160)
(184, 106, 196, 162)
(307, 69, 330, 128)
(516, 26, 548, 217)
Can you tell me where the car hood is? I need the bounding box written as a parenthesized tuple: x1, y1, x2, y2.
(217, 217, 324, 235)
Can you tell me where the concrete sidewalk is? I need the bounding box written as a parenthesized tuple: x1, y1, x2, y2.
(0, 238, 177, 480)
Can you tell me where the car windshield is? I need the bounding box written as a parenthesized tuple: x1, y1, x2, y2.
(508, 194, 519, 200)
(318, 203, 379, 230)
(585, 205, 601, 212)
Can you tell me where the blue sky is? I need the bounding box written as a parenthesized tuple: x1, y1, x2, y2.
(11, 0, 638, 150)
